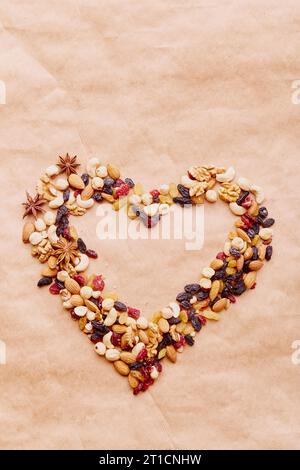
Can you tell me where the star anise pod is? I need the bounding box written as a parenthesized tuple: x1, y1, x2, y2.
(57, 153, 80, 176)
(22, 192, 47, 219)
(52, 237, 79, 269)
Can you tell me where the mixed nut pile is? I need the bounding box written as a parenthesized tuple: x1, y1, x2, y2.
(22, 155, 275, 394)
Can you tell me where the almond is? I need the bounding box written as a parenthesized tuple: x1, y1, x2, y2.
(65, 277, 81, 294)
(48, 255, 58, 270)
(101, 193, 115, 203)
(107, 163, 120, 180)
(166, 345, 177, 363)
(81, 183, 94, 201)
(258, 245, 267, 261)
(120, 351, 136, 364)
(212, 298, 227, 313)
(113, 360, 130, 376)
(22, 222, 35, 243)
(236, 228, 251, 244)
(248, 201, 259, 216)
(138, 329, 149, 345)
(236, 255, 244, 272)
(41, 266, 57, 277)
(244, 247, 253, 260)
(70, 294, 84, 307)
(244, 271, 257, 289)
(128, 374, 139, 389)
(249, 260, 264, 271)
(112, 324, 127, 334)
(210, 259, 224, 270)
(68, 173, 85, 190)
(158, 318, 170, 333)
(209, 280, 220, 301)
(84, 299, 100, 314)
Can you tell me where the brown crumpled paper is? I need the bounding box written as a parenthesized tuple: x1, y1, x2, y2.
(0, 0, 300, 450)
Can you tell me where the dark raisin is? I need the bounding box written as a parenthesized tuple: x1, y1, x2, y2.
(55, 205, 68, 225)
(265, 245, 273, 261)
(114, 301, 127, 312)
(54, 280, 65, 291)
(176, 292, 192, 303)
(173, 196, 192, 206)
(129, 362, 144, 370)
(168, 317, 181, 325)
(56, 225, 65, 237)
(81, 173, 89, 186)
(185, 334, 195, 346)
(184, 283, 201, 295)
(86, 249, 98, 259)
(177, 184, 190, 198)
(104, 177, 115, 187)
(256, 215, 265, 225)
(180, 300, 192, 310)
(196, 290, 209, 301)
(229, 247, 241, 258)
(243, 260, 251, 273)
(262, 218, 275, 228)
(90, 334, 102, 344)
(247, 228, 256, 239)
(191, 316, 202, 332)
(91, 322, 110, 336)
(252, 223, 260, 234)
(232, 281, 247, 296)
(102, 186, 113, 195)
(63, 189, 70, 202)
(77, 238, 87, 253)
(125, 178, 134, 188)
(93, 191, 102, 202)
(37, 276, 53, 287)
(236, 191, 249, 206)
(252, 247, 259, 260)
(258, 207, 268, 219)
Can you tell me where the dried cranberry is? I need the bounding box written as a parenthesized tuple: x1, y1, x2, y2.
(125, 178, 134, 188)
(258, 207, 268, 218)
(111, 332, 121, 347)
(136, 348, 148, 361)
(63, 227, 72, 240)
(73, 274, 86, 286)
(49, 283, 61, 295)
(265, 245, 273, 261)
(133, 383, 144, 395)
(93, 275, 105, 291)
(77, 238, 87, 253)
(114, 301, 127, 312)
(127, 307, 140, 319)
(262, 218, 275, 228)
(93, 191, 102, 202)
(216, 252, 226, 260)
(37, 276, 53, 287)
(116, 183, 130, 198)
(81, 173, 89, 186)
(198, 315, 207, 325)
(150, 189, 160, 199)
(86, 249, 98, 259)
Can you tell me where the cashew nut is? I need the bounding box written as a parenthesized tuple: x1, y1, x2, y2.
(63, 300, 74, 310)
(53, 177, 69, 191)
(250, 184, 265, 204)
(96, 165, 108, 178)
(103, 332, 114, 349)
(44, 211, 56, 226)
(229, 202, 246, 216)
(91, 177, 104, 190)
(104, 308, 118, 326)
(216, 166, 235, 183)
(49, 194, 64, 209)
(181, 175, 198, 188)
(237, 177, 251, 191)
(46, 164, 60, 177)
(87, 157, 100, 177)
(47, 225, 59, 244)
(75, 254, 89, 272)
(76, 194, 94, 209)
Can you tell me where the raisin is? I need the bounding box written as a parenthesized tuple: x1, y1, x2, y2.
(262, 218, 275, 228)
(103, 177, 115, 187)
(91, 322, 110, 336)
(236, 190, 249, 206)
(93, 191, 102, 202)
(55, 205, 68, 225)
(114, 301, 127, 312)
(81, 173, 89, 186)
(229, 247, 241, 258)
(77, 238, 87, 253)
(125, 177, 134, 188)
(180, 300, 192, 310)
(37, 276, 53, 287)
(247, 228, 256, 239)
(63, 189, 70, 202)
(86, 249, 98, 259)
(243, 260, 251, 273)
(102, 186, 113, 195)
(173, 196, 192, 206)
(184, 283, 201, 295)
(177, 184, 190, 198)
(185, 334, 195, 346)
(196, 290, 209, 301)
(265, 245, 273, 261)
(258, 207, 268, 219)
(191, 316, 202, 332)
(252, 247, 259, 260)
(176, 292, 192, 303)
(129, 362, 144, 370)
(168, 317, 181, 325)
(90, 334, 102, 344)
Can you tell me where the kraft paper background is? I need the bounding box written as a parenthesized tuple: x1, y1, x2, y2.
(0, 0, 300, 450)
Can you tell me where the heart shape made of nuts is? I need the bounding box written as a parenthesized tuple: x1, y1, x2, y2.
(22, 155, 275, 394)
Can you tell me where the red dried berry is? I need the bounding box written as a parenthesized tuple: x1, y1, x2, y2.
(114, 179, 125, 187)
(86, 249, 98, 259)
(73, 190, 81, 197)
(133, 382, 143, 395)
(227, 293, 236, 303)
(136, 348, 147, 361)
(111, 332, 121, 347)
(63, 227, 72, 240)
(150, 189, 160, 199)
(93, 275, 105, 291)
(155, 361, 163, 373)
(73, 274, 86, 286)
(116, 183, 130, 198)
(250, 283, 256, 290)
(216, 252, 226, 260)
(241, 194, 254, 209)
(128, 307, 140, 319)
(49, 283, 61, 295)
(198, 315, 207, 326)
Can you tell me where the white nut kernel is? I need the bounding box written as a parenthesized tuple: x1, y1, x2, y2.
(224, 241, 231, 256)
(80, 286, 93, 299)
(199, 278, 212, 290)
(87, 157, 100, 177)
(76, 194, 94, 209)
(102, 298, 114, 311)
(92, 177, 104, 190)
(168, 302, 180, 318)
(74, 306, 88, 317)
(205, 190, 218, 203)
(46, 164, 59, 177)
(75, 254, 89, 272)
(141, 193, 153, 206)
(47, 225, 59, 244)
(54, 177, 69, 191)
(49, 195, 64, 209)
(159, 184, 169, 195)
(159, 203, 169, 215)
(129, 194, 141, 205)
(202, 267, 215, 278)
(216, 166, 235, 183)
(229, 202, 247, 216)
(181, 175, 198, 188)
(162, 307, 173, 319)
(44, 211, 56, 226)
(104, 308, 118, 326)
(105, 349, 120, 362)
(63, 300, 73, 309)
(126, 317, 137, 327)
(29, 232, 43, 246)
(96, 165, 108, 178)
(92, 291, 102, 299)
(231, 237, 244, 250)
(259, 228, 273, 240)
(136, 316, 148, 329)
(84, 322, 93, 333)
(57, 270, 69, 282)
(132, 342, 145, 357)
(237, 177, 251, 191)
(150, 366, 159, 380)
(94, 342, 106, 356)
(103, 332, 114, 349)
(251, 184, 265, 204)
(86, 310, 96, 321)
(34, 218, 46, 232)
